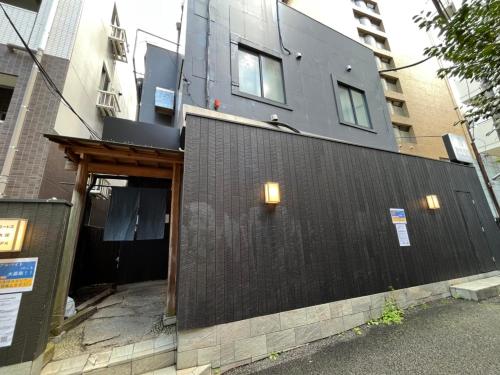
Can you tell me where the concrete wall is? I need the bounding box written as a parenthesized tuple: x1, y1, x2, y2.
(176, 270, 500, 372)
(182, 0, 398, 152)
(53, 0, 137, 138)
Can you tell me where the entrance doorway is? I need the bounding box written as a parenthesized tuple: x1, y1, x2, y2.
(455, 191, 496, 272)
(44, 134, 183, 336)
(70, 176, 171, 291)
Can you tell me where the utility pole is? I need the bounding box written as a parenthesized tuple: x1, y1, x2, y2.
(431, 0, 500, 217)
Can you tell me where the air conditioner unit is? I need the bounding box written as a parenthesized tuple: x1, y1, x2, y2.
(109, 25, 128, 62)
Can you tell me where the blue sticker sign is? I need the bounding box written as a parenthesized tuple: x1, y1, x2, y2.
(390, 208, 407, 224)
(0, 258, 38, 293)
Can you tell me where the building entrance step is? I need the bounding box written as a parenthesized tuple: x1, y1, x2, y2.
(41, 334, 176, 375)
(450, 275, 500, 301)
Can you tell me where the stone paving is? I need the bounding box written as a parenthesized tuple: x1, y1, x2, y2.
(176, 270, 500, 372)
(42, 335, 176, 375)
(227, 296, 500, 375)
(53, 281, 173, 360)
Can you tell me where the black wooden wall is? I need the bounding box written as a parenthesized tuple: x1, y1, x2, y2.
(178, 114, 500, 330)
(0, 200, 70, 366)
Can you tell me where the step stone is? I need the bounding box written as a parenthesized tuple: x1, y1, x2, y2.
(450, 276, 500, 301)
(41, 335, 176, 375)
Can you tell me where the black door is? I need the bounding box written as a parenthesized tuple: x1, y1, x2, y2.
(455, 191, 496, 272)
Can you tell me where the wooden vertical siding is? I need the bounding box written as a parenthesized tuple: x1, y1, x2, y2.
(178, 114, 500, 330)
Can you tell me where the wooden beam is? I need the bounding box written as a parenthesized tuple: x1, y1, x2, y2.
(68, 145, 183, 164)
(166, 164, 182, 316)
(51, 156, 89, 335)
(87, 163, 173, 179)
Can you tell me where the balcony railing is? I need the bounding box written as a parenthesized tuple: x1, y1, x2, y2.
(96, 90, 120, 117)
(109, 24, 128, 62)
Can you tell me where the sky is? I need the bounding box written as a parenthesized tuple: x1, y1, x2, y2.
(118, 0, 184, 74)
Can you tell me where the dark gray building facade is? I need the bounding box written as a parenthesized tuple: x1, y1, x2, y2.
(139, 44, 180, 127)
(178, 0, 398, 151)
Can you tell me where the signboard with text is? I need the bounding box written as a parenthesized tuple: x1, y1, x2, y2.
(442, 133, 473, 164)
(0, 258, 38, 293)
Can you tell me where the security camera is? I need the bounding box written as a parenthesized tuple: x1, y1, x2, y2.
(346, 65, 352, 72)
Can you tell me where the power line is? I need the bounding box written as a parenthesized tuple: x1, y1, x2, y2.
(379, 56, 433, 73)
(0, 3, 101, 140)
(276, 0, 291, 55)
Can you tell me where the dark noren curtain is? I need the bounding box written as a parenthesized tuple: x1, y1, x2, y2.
(136, 188, 167, 240)
(103, 187, 167, 241)
(103, 187, 140, 241)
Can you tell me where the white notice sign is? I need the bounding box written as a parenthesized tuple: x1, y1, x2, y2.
(0, 293, 22, 347)
(395, 223, 410, 247)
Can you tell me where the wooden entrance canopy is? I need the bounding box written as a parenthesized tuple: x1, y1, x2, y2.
(44, 134, 183, 332)
(45, 134, 183, 178)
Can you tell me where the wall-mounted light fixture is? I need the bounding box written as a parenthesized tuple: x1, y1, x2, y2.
(264, 182, 280, 204)
(426, 195, 440, 210)
(0, 219, 28, 252)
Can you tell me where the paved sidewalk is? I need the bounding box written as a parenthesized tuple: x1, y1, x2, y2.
(228, 297, 500, 375)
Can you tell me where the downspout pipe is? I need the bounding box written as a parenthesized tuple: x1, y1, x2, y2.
(0, 0, 59, 198)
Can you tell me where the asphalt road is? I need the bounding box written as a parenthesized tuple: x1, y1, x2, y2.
(228, 297, 500, 375)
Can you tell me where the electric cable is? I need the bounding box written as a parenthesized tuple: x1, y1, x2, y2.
(378, 56, 433, 73)
(0, 2, 101, 140)
(276, 0, 291, 55)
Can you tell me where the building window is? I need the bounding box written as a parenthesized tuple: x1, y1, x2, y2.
(382, 77, 401, 93)
(0, 73, 17, 122)
(99, 64, 111, 91)
(337, 83, 371, 128)
(393, 124, 416, 144)
(387, 99, 408, 117)
(238, 46, 285, 104)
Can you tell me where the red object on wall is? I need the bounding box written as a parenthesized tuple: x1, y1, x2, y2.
(214, 99, 221, 110)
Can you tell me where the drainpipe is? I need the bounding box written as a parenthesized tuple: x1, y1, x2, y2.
(205, 0, 211, 108)
(0, 0, 59, 197)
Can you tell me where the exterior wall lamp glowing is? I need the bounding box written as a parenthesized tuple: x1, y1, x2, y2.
(426, 195, 440, 210)
(0, 219, 28, 252)
(264, 182, 280, 204)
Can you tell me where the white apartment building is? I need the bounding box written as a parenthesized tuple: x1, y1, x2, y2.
(0, 0, 137, 199)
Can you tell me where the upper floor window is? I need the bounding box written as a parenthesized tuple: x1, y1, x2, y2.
(393, 124, 416, 144)
(337, 83, 371, 128)
(238, 46, 285, 104)
(99, 64, 111, 91)
(0, 73, 17, 122)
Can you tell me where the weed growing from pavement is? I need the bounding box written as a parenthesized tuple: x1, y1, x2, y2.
(213, 368, 221, 375)
(353, 327, 362, 335)
(269, 351, 280, 361)
(368, 297, 404, 326)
